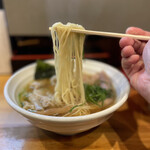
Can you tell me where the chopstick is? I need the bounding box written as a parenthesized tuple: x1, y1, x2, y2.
(49, 27, 150, 41)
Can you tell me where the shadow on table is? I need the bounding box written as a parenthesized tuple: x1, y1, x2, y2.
(39, 125, 103, 150)
(107, 92, 150, 150)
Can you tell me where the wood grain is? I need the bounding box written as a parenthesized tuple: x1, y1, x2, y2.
(1, 75, 150, 150)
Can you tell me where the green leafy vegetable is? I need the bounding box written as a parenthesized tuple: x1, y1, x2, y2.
(69, 103, 85, 112)
(84, 84, 112, 107)
(34, 60, 55, 80)
(69, 84, 113, 112)
(18, 90, 29, 107)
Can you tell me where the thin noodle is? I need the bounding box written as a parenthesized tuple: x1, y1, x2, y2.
(51, 23, 86, 109)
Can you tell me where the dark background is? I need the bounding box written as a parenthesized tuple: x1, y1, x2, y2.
(0, 0, 2, 9)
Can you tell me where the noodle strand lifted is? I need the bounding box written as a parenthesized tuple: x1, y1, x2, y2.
(51, 22, 86, 107)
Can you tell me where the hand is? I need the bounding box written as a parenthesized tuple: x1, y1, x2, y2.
(119, 27, 150, 103)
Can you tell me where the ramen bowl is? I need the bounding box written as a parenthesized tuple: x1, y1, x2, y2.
(4, 59, 130, 135)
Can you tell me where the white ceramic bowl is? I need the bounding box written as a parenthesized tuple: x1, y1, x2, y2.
(4, 59, 130, 135)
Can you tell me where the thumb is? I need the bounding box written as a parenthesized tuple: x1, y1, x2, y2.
(143, 40, 150, 74)
(126, 27, 150, 36)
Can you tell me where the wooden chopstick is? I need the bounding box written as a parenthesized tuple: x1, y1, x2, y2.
(49, 27, 150, 41)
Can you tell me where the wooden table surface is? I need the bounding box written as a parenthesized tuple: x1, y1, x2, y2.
(0, 75, 150, 150)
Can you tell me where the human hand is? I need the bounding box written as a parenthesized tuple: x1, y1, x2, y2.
(119, 27, 150, 103)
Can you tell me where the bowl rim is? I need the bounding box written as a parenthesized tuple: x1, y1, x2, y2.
(4, 59, 130, 123)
